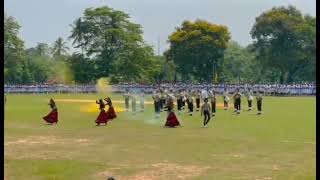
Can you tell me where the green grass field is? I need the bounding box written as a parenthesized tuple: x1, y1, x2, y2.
(4, 94, 316, 180)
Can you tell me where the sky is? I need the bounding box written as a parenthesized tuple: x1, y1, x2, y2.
(4, 0, 316, 55)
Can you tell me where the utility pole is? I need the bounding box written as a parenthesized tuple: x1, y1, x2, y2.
(158, 34, 160, 56)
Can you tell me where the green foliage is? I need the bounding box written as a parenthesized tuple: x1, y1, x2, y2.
(69, 6, 144, 77)
(4, 13, 25, 68)
(52, 37, 69, 59)
(26, 56, 54, 83)
(35, 42, 51, 57)
(110, 44, 159, 83)
(154, 56, 176, 83)
(219, 41, 255, 84)
(67, 53, 96, 83)
(4, 13, 26, 84)
(166, 20, 230, 82)
(251, 5, 316, 83)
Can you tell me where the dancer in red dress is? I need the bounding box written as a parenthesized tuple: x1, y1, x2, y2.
(43, 99, 58, 124)
(104, 97, 117, 121)
(164, 93, 181, 128)
(95, 99, 108, 126)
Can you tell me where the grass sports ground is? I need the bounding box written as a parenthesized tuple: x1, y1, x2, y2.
(4, 94, 316, 180)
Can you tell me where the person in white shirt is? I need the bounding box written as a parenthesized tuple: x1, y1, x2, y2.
(201, 98, 211, 128)
(223, 88, 230, 110)
(246, 88, 254, 111)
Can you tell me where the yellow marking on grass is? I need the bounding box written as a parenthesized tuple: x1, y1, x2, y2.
(80, 102, 126, 113)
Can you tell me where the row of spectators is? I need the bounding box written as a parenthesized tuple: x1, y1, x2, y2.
(4, 83, 316, 96)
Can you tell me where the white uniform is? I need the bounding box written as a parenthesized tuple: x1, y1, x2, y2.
(201, 90, 208, 100)
(140, 92, 145, 112)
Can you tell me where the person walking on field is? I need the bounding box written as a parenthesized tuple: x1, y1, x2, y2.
(256, 92, 263, 115)
(211, 91, 217, 116)
(223, 88, 230, 110)
(176, 90, 183, 114)
(160, 90, 166, 112)
(123, 90, 130, 112)
(246, 88, 253, 111)
(139, 90, 145, 112)
(130, 94, 137, 115)
(152, 90, 161, 118)
(182, 90, 186, 110)
(233, 88, 242, 114)
(187, 92, 194, 116)
(201, 98, 211, 128)
(195, 90, 201, 111)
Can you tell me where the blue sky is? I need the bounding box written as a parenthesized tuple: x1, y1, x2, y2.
(4, 0, 316, 55)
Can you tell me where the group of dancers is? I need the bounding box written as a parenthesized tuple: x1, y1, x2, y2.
(41, 88, 263, 128)
(42, 97, 117, 126)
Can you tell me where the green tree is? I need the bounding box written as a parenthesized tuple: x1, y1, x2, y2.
(69, 6, 144, 77)
(251, 5, 315, 83)
(290, 15, 316, 82)
(26, 55, 54, 83)
(4, 13, 25, 83)
(69, 18, 86, 53)
(166, 20, 230, 83)
(219, 41, 255, 84)
(35, 42, 51, 57)
(110, 43, 158, 83)
(52, 37, 69, 58)
(67, 53, 96, 83)
(154, 55, 176, 83)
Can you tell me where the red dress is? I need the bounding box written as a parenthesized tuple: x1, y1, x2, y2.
(165, 102, 180, 127)
(106, 105, 117, 121)
(165, 112, 180, 127)
(43, 106, 58, 124)
(95, 102, 108, 125)
(96, 109, 108, 124)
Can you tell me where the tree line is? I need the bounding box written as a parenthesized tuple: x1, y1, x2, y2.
(4, 5, 316, 85)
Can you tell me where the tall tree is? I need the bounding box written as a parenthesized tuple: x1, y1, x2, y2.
(69, 18, 86, 53)
(4, 13, 25, 64)
(219, 41, 255, 84)
(52, 37, 69, 58)
(69, 6, 144, 77)
(4, 13, 25, 83)
(110, 43, 158, 83)
(291, 15, 316, 82)
(166, 20, 230, 83)
(250, 5, 315, 83)
(35, 42, 50, 57)
(67, 53, 96, 83)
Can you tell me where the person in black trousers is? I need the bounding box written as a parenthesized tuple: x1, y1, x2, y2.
(176, 90, 183, 114)
(195, 90, 201, 111)
(256, 92, 263, 115)
(152, 91, 161, 118)
(233, 88, 242, 114)
(201, 98, 211, 128)
(211, 91, 217, 116)
(187, 93, 194, 116)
